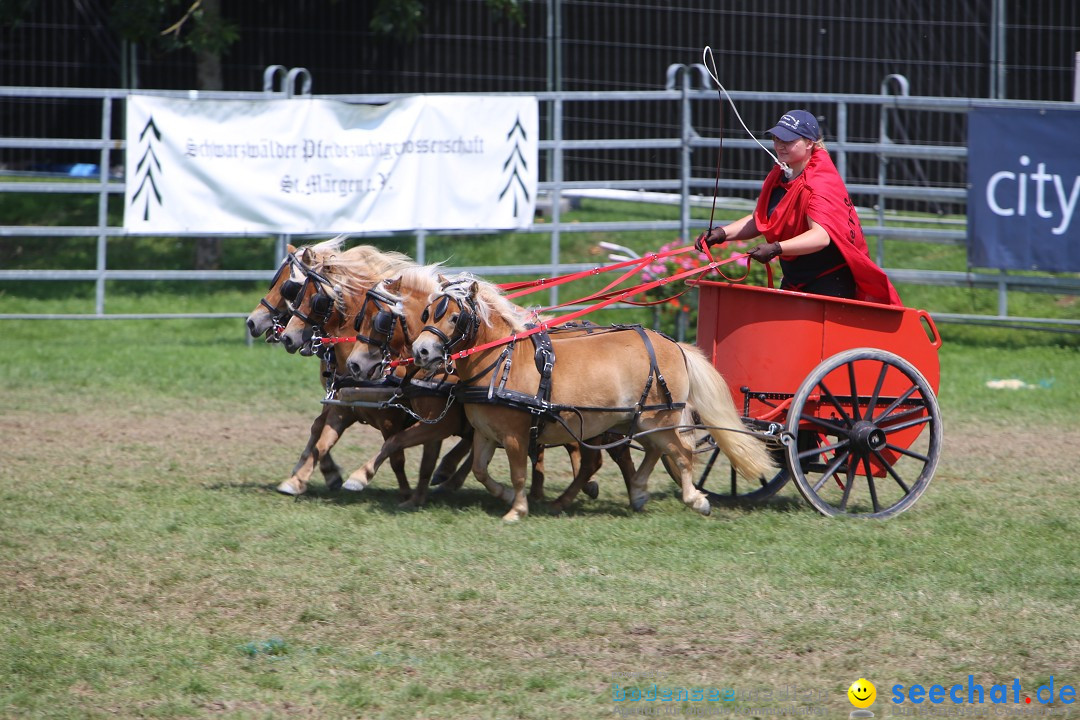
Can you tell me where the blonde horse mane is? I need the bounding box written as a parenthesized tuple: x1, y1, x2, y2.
(441, 272, 530, 332)
(297, 239, 416, 314)
(377, 266, 535, 333)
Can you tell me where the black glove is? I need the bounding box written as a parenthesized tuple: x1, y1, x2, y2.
(694, 226, 727, 252)
(748, 242, 783, 263)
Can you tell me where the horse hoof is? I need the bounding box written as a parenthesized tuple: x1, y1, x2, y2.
(501, 510, 524, 523)
(583, 481, 599, 500)
(430, 474, 449, 487)
(325, 477, 343, 492)
(398, 499, 419, 510)
(693, 496, 712, 516)
(630, 493, 650, 512)
(276, 479, 304, 496)
(500, 486, 516, 505)
(342, 478, 368, 492)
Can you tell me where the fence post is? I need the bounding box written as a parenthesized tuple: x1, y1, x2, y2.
(95, 97, 113, 316)
(878, 74, 910, 267)
(836, 101, 848, 180)
(1075, 51, 1080, 103)
(549, 95, 564, 308)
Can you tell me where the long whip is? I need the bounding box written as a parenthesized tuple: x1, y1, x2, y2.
(701, 46, 791, 179)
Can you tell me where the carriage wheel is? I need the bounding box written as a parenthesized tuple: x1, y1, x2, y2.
(694, 429, 790, 503)
(786, 349, 942, 519)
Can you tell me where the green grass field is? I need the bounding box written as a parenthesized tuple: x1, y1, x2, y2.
(1, 196, 1079, 719)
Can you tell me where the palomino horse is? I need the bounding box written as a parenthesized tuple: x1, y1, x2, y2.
(277, 248, 473, 507)
(406, 274, 777, 522)
(345, 267, 642, 513)
(245, 238, 358, 492)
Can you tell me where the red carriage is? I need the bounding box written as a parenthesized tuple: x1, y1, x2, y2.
(692, 279, 943, 519)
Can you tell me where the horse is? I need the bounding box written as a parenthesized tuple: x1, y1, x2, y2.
(244, 238, 359, 492)
(405, 273, 777, 522)
(344, 266, 642, 513)
(276, 247, 473, 507)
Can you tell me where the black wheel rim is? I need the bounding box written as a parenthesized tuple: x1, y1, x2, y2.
(786, 349, 942, 519)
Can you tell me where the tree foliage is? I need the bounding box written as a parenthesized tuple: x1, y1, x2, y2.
(370, 0, 527, 42)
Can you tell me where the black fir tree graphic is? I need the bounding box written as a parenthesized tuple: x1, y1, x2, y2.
(131, 116, 164, 221)
(499, 115, 530, 217)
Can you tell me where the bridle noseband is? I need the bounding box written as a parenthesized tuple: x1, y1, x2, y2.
(420, 291, 480, 371)
(259, 258, 300, 342)
(287, 265, 342, 357)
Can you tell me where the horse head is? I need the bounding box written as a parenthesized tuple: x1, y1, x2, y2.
(412, 274, 483, 372)
(345, 277, 413, 380)
(245, 243, 299, 341)
(279, 264, 347, 356)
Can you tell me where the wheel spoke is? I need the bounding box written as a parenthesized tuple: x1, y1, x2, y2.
(797, 413, 849, 436)
(837, 461, 856, 511)
(874, 446, 912, 493)
(884, 441, 929, 464)
(847, 361, 861, 421)
(865, 361, 889, 422)
(871, 384, 919, 423)
(797, 437, 848, 465)
(813, 449, 851, 493)
(878, 411, 933, 434)
(696, 447, 721, 490)
(863, 456, 881, 513)
(817, 379, 855, 426)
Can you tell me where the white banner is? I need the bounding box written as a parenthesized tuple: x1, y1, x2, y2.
(123, 94, 538, 233)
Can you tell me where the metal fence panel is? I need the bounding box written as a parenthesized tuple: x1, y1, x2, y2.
(1, 84, 1078, 330)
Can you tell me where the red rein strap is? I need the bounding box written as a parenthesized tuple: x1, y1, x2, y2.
(388, 250, 751, 369)
(499, 244, 699, 300)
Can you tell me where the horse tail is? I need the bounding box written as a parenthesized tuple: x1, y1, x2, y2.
(680, 343, 777, 481)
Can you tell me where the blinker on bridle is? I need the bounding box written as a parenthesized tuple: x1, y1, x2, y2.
(352, 289, 410, 365)
(421, 293, 477, 361)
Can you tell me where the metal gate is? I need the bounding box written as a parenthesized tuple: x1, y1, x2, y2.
(1, 77, 1079, 329)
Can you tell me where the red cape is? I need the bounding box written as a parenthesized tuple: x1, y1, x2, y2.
(752, 150, 901, 306)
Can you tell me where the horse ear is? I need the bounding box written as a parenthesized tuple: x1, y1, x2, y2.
(385, 277, 402, 291)
(436, 273, 448, 285)
(300, 248, 313, 264)
(468, 281, 479, 299)
(286, 243, 297, 254)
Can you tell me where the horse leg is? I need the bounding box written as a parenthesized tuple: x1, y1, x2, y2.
(606, 439, 638, 500)
(528, 446, 547, 502)
(279, 406, 354, 496)
(438, 450, 473, 493)
(387, 444, 411, 501)
(318, 451, 344, 491)
(470, 435, 515, 506)
(626, 448, 662, 512)
(401, 438, 442, 509)
(346, 412, 463, 494)
(500, 435, 531, 523)
(430, 430, 474, 492)
(549, 443, 602, 513)
(649, 430, 710, 516)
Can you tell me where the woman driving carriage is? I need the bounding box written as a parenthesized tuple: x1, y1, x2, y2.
(695, 109, 901, 305)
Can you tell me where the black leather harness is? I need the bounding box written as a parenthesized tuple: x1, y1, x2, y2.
(455, 322, 685, 462)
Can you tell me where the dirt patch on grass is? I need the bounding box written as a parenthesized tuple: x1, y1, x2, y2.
(4, 404, 1075, 485)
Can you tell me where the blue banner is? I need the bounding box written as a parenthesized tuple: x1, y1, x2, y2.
(967, 106, 1080, 272)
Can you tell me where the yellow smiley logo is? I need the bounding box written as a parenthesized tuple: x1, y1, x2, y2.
(848, 678, 876, 708)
